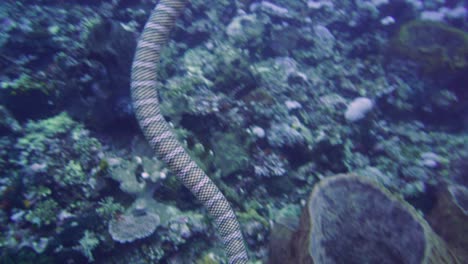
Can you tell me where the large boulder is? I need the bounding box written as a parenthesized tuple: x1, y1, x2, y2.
(391, 20, 468, 74)
(290, 174, 459, 264)
(429, 184, 468, 263)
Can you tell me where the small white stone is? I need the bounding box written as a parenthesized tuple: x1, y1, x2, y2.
(135, 156, 142, 164)
(250, 126, 266, 138)
(345, 97, 374, 122)
(300, 199, 306, 206)
(141, 172, 150, 179)
(285, 100, 302, 110)
(420, 152, 441, 168)
(380, 16, 395, 25)
(421, 159, 438, 168)
(58, 210, 74, 221)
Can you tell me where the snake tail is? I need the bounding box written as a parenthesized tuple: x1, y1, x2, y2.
(130, 0, 249, 263)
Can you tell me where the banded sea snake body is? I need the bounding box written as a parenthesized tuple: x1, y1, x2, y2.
(130, 0, 249, 263)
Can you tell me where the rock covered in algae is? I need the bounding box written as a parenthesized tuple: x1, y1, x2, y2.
(429, 184, 468, 263)
(391, 20, 468, 73)
(291, 174, 460, 264)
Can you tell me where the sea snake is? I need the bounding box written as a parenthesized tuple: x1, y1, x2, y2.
(130, 0, 249, 263)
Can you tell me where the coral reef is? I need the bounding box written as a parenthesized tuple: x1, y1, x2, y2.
(0, 0, 467, 262)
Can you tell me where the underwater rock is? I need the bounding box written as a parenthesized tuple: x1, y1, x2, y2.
(267, 214, 299, 264)
(210, 132, 249, 178)
(311, 25, 336, 60)
(267, 122, 306, 148)
(85, 18, 135, 86)
(391, 20, 468, 74)
(269, 24, 301, 56)
(429, 184, 468, 262)
(290, 174, 459, 264)
(253, 150, 287, 178)
(265, 204, 300, 264)
(451, 156, 468, 188)
(83, 18, 136, 129)
(226, 14, 265, 48)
